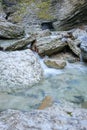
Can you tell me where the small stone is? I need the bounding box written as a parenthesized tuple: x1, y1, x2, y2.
(38, 96, 53, 110)
(44, 58, 66, 69)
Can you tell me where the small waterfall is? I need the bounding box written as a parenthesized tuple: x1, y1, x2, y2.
(34, 52, 63, 77)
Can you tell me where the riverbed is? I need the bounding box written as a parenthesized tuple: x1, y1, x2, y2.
(0, 57, 87, 111)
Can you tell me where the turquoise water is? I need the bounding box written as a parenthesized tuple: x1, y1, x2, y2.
(0, 61, 87, 111)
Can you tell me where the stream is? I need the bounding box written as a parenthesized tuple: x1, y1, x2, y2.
(0, 52, 87, 111)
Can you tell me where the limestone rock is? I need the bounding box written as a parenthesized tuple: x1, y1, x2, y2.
(72, 29, 87, 39)
(67, 39, 81, 57)
(0, 19, 25, 39)
(36, 36, 67, 56)
(80, 38, 87, 61)
(44, 58, 66, 69)
(0, 104, 87, 130)
(0, 50, 43, 92)
(2, 0, 87, 31)
(5, 35, 36, 51)
(50, 52, 80, 63)
(53, 1, 87, 30)
(36, 29, 51, 38)
(0, 1, 6, 19)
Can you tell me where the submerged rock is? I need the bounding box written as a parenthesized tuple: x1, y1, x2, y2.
(0, 19, 25, 39)
(38, 96, 53, 110)
(81, 101, 87, 109)
(0, 50, 43, 92)
(44, 58, 66, 69)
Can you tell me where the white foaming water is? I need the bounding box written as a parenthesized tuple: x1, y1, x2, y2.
(40, 57, 63, 77)
(34, 52, 87, 78)
(34, 52, 63, 77)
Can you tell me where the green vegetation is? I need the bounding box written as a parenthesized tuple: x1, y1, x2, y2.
(11, 0, 35, 23)
(37, 0, 53, 20)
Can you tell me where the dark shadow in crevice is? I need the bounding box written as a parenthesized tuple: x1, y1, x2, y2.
(41, 21, 55, 31)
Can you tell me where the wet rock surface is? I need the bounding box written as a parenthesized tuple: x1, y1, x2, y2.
(0, 50, 43, 92)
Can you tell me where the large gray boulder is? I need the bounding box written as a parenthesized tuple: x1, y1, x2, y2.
(0, 50, 43, 92)
(35, 36, 67, 56)
(72, 29, 87, 61)
(0, 19, 25, 39)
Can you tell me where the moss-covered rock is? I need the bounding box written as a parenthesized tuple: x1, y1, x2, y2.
(1, 0, 87, 31)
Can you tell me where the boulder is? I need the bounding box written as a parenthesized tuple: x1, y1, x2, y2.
(80, 39, 87, 61)
(35, 36, 67, 56)
(0, 50, 43, 92)
(0, 104, 87, 130)
(72, 29, 87, 39)
(50, 52, 80, 63)
(36, 29, 51, 38)
(44, 58, 66, 69)
(67, 39, 81, 57)
(72, 29, 87, 61)
(5, 35, 36, 51)
(0, 19, 25, 39)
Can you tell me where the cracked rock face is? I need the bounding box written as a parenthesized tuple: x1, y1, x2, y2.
(0, 49, 43, 92)
(1, 0, 87, 31)
(0, 19, 25, 39)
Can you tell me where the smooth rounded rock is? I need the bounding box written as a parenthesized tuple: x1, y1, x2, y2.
(44, 58, 66, 69)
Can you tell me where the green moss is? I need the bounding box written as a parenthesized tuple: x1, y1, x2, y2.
(66, 111, 72, 116)
(36, 0, 53, 20)
(12, 0, 35, 23)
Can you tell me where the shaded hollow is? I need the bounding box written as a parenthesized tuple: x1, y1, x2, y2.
(41, 21, 55, 31)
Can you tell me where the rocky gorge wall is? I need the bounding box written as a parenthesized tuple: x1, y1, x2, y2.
(0, 0, 87, 31)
